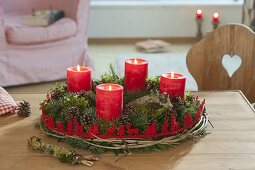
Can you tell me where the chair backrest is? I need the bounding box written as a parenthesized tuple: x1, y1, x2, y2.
(1, 0, 79, 20)
(186, 24, 255, 102)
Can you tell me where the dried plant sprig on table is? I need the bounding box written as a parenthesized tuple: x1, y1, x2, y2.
(27, 136, 98, 166)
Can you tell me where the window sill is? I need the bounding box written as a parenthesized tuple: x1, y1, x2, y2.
(91, 0, 243, 7)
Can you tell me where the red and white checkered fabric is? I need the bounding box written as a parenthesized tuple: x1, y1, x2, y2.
(0, 87, 17, 116)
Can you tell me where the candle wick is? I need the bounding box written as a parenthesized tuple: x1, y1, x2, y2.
(171, 72, 174, 78)
(109, 85, 112, 91)
(77, 65, 80, 72)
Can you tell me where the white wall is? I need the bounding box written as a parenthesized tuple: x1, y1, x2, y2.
(88, 0, 243, 38)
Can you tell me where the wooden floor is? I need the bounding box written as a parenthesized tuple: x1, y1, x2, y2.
(5, 41, 192, 94)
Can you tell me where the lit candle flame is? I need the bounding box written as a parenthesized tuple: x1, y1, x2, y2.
(171, 72, 174, 78)
(197, 9, 202, 15)
(134, 58, 138, 64)
(77, 65, 80, 72)
(109, 85, 112, 91)
(213, 12, 219, 18)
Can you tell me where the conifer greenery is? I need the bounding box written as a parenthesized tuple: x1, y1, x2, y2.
(38, 64, 207, 154)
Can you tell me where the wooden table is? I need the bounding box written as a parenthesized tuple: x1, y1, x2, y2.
(0, 91, 255, 170)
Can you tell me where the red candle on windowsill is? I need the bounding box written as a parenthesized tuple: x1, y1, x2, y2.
(67, 65, 92, 92)
(196, 9, 203, 19)
(160, 72, 186, 99)
(125, 58, 148, 92)
(96, 83, 123, 120)
(212, 12, 219, 23)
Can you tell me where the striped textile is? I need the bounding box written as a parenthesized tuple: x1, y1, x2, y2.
(0, 87, 17, 116)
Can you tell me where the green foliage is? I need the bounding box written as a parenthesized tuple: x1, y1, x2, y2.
(77, 91, 96, 107)
(123, 90, 148, 104)
(128, 108, 148, 133)
(95, 118, 118, 134)
(175, 92, 200, 127)
(93, 64, 124, 89)
(146, 76, 160, 92)
(27, 136, 83, 164)
(43, 91, 92, 123)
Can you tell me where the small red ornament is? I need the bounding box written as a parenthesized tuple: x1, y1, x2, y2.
(57, 122, 64, 131)
(162, 120, 169, 133)
(93, 123, 99, 135)
(67, 120, 72, 132)
(76, 125, 83, 133)
(46, 93, 51, 103)
(170, 117, 178, 131)
(106, 125, 116, 135)
(184, 112, 193, 127)
(73, 118, 78, 126)
(150, 122, 157, 135)
(47, 117, 54, 129)
(145, 125, 152, 136)
(126, 123, 139, 136)
(88, 125, 93, 135)
(118, 125, 125, 136)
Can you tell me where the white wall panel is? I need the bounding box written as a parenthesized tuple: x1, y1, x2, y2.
(88, 0, 243, 38)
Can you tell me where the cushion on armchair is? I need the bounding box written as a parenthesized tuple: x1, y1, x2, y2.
(5, 12, 77, 45)
(0, 87, 17, 116)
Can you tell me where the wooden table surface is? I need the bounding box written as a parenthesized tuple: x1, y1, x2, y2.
(0, 91, 255, 170)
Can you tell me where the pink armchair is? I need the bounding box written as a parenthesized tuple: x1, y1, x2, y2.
(0, 0, 94, 87)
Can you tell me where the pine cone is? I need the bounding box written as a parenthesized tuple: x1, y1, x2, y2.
(76, 91, 89, 97)
(80, 114, 92, 126)
(119, 115, 129, 125)
(76, 91, 96, 106)
(159, 92, 169, 103)
(50, 85, 67, 100)
(51, 90, 65, 100)
(167, 109, 177, 118)
(17, 100, 31, 117)
(63, 106, 80, 120)
(122, 103, 135, 115)
(146, 81, 159, 92)
(171, 96, 184, 111)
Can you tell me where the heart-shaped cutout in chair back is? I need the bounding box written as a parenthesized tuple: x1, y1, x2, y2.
(221, 54, 242, 78)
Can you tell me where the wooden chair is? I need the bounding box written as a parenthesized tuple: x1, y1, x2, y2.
(186, 24, 255, 102)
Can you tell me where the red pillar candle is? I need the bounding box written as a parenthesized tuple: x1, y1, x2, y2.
(96, 83, 123, 120)
(67, 65, 92, 92)
(160, 72, 186, 99)
(196, 9, 203, 19)
(212, 12, 219, 23)
(125, 58, 148, 92)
